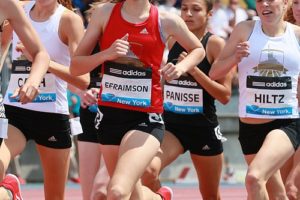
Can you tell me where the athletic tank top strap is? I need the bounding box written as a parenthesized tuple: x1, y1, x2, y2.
(201, 32, 212, 47)
(23, 2, 66, 27)
(20, 2, 69, 65)
(199, 32, 212, 74)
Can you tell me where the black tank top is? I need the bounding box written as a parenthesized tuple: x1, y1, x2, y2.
(88, 44, 102, 89)
(164, 32, 218, 127)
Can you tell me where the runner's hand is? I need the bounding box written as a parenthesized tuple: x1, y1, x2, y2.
(80, 88, 99, 108)
(16, 42, 33, 62)
(11, 84, 39, 104)
(235, 41, 250, 63)
(161, 62, 185, 82)
(106, 33, 129, 61)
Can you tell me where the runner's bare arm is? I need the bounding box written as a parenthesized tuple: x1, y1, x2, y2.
(159, 12, 205, 81)
(1, 0, 50, 103)
(70, 3, 126, 76)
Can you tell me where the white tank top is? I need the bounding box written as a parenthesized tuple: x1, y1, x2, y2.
(238, 20, 300, 119)
(4, 2, 70, 114)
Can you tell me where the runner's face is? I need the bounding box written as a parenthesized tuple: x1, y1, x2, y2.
(293, 0, 300, 25)
(181, 0, 209, 32)
(256, 0, 287, 24)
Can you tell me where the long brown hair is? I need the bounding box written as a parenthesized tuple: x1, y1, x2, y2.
(284, 0, 296, 24)
(285, 9, 296, 23)
(58, 0, 73, 10)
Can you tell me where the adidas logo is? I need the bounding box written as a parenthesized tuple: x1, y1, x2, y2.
(202, 145, 210, 150)
(48, 136, 57, 142)
(138, 122, 148, 127)
(140, 28, 148, 34)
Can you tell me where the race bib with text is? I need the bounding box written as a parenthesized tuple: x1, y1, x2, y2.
(164, 75, 203, 114)
(101, 61, 152, 108)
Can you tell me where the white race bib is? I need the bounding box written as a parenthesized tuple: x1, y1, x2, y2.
(164, 75, 203, 114)
(7, 60, 57, 103)
(245, 75, 296, 116)
(101, 61, 152, 108)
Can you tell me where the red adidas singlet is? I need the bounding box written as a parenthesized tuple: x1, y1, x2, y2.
(99, 2, 165, 113)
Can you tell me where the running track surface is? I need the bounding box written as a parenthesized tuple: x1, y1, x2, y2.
(20, 182, 247, 199)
